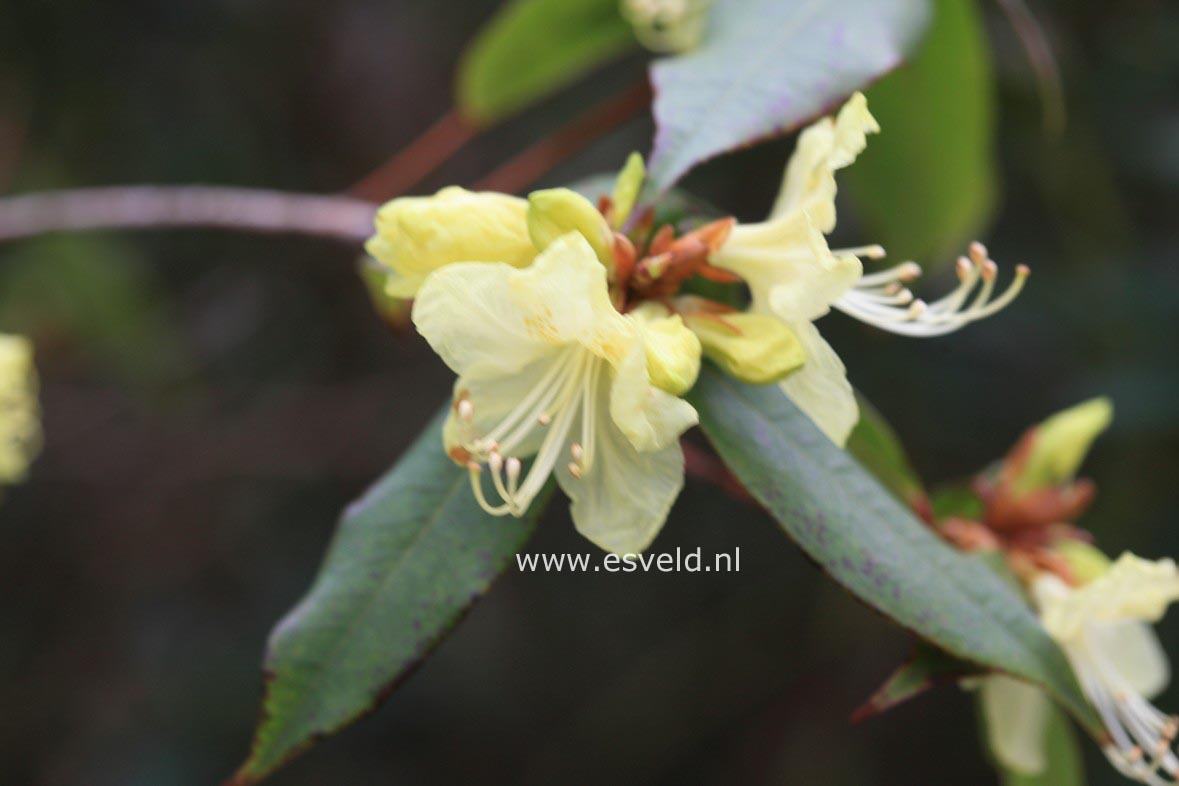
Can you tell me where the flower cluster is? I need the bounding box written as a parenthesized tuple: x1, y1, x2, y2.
(936, 399, 1179, 785)
(366, 94, 1025, 554)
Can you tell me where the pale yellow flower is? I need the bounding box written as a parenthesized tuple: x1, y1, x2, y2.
(413, 233, 699, 554)
(710, 93, 1028, 445)
(985, 554, 1179, 784)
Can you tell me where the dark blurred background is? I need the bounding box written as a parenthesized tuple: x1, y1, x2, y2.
(0, 1, 1176, 784)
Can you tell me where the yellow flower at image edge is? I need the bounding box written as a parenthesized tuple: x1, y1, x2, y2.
(984, 554, 1179, 785)
(0, 334, 40, 485)
(365, 186, 535, 298)
(412, 233, 699, 554)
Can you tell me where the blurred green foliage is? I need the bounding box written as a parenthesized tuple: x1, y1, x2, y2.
(844, 0, 997, 265)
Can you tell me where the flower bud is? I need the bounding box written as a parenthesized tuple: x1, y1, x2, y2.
(1014, 397, 1113, 494)
(1055, 540, 1111, 585)
(685, 313, 804, 384)
(366, 186, 534, 298)
(632, 304, 701, 396)
(0, 334, 40, 483)
(526, 188, 615, 272)
(621, 0, 711, 54)
(610, 152, 646, 229)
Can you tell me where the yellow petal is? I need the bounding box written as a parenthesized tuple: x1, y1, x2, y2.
(366, 186, 534, 297)
(413, 233, 625, 380)
(980, 676, 1051, 775)
(631, 303, 701, 396)
(558, 363, 687, 554)
(685, 312, 804, 385)
(526, 188, 615, 271)
(1036, 553, 1179, 642)
(770, 91, 879, 232)
(1088, 620, 1171, 699)
(778, 321, 858, 446)
(711, 208, 861, 323)
(609, 339, 698, 453)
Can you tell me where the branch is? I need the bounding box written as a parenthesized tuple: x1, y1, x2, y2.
(0, 186, 377, 245)
(473, 81, 651, 194)
(348, 109, 477, 201)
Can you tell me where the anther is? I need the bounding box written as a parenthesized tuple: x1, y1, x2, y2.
(1016, 264, 1031, 277)
(956, 256, 973, 280)
(571, 443, 584, 462)
(537, 413, 552, 426)
(505, 457, 522, 485)
(567, 462, 583, 479)
(488, 451, 503, 475)
(897, 261, 922, 281)
(466, 461, 482, 473)
(969, 241, 988, 265)
(981, 260, 998, 282)
(907, 300, 928, 319)
(457, 399, 474, 422)
(1129, 746, 1145, 763)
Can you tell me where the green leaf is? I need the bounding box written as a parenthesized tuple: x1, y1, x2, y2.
(843, 0, 997, 263)
(846, 395, 926, 509)
(230, 409, 547, 784)
(646, 0, 930, 192)
(457, 0, 636, 125)
(687, 366, 1103, 739)
(852, 642, 979, 722)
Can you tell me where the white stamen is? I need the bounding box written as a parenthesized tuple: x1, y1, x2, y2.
(834, 246, 1029, 337)
(1073, 627, 1179, 785)
(460, 349, 605, 518)
(831, 243, 887, 260)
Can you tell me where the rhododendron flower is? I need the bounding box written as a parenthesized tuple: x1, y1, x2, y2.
(985, 553, 1179, 785)
(413, 233, 699, 554)
(711, 93, 1028, 445)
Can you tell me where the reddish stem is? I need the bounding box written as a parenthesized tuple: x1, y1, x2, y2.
(348, 109, 478, 202)
(473, 81, 652, 194)
(682, 439, 754, 503)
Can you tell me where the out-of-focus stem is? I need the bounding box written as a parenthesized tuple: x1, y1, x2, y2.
(997, 0, 1066, 135)
(473, 81, 651, 194)
(348, 109, 477, 201)
(0, 186, 377, 244)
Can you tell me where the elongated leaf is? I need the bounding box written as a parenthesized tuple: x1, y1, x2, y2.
(230, 409, 547, 784)
(852, 642, 978, 722)
(457, 0, 636, 125)
(843, 0, 997, 264)
(846, 395, 926, 511)
(687, 367, 1102, 738)
(646, 0, 931, 192)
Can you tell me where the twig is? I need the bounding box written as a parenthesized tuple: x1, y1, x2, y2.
(473, 81, 651, 194)
(996, 0, 1066, 136)
(348, 109, 477, 201)
(0, 186, 377, 244)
